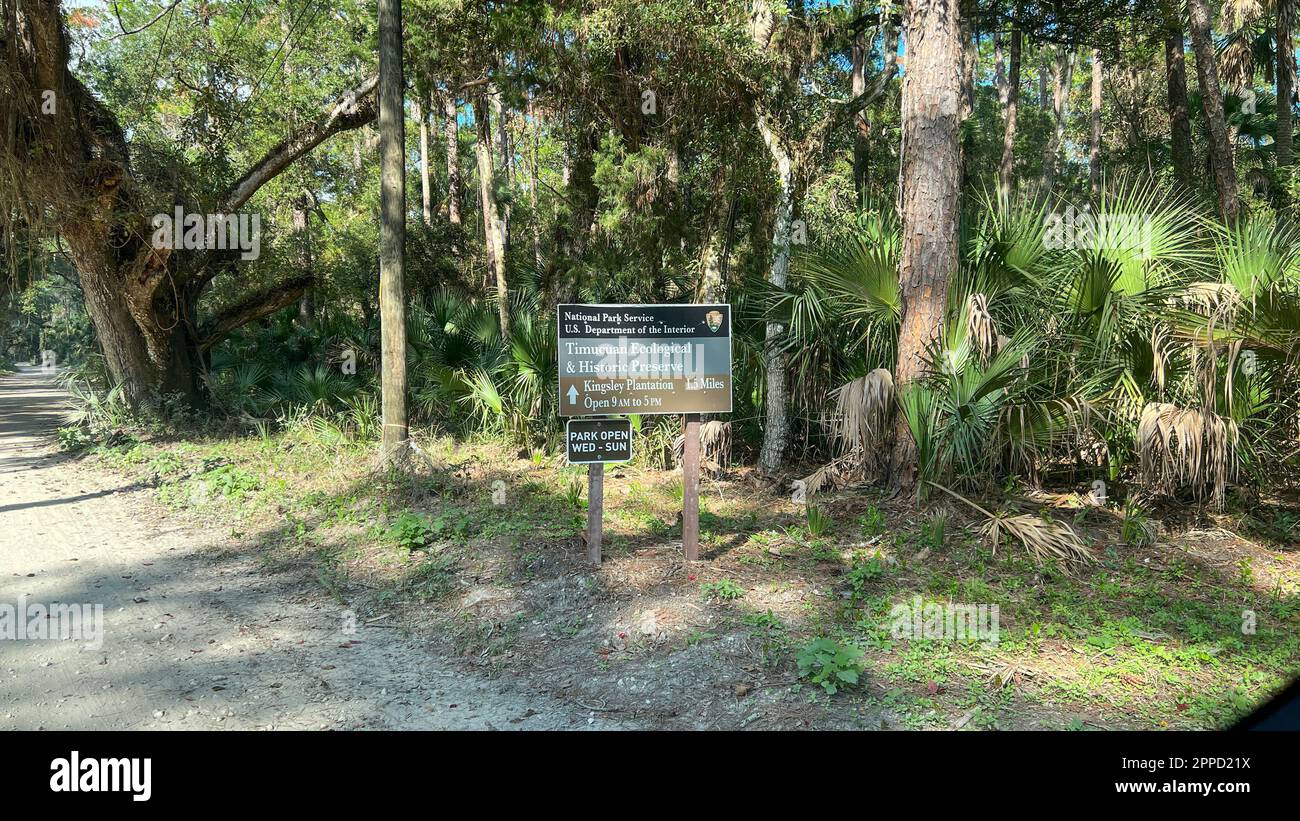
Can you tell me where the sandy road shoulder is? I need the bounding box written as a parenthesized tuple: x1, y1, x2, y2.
(0, 367, 628, 730)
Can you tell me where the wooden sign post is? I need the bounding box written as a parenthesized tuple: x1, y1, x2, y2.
(587, 463, 604, 566)
(682, 413, 701, 561)
(557, 304, 732, 564)
(566, 417, 632, 566)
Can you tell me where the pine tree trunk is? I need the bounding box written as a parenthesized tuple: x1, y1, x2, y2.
(1277, 0, 1294, 170)
(850, 6, 899, 202)
(999, 30, 1022, 193)
(696, 173, 732, 303)
(1039, 50, 1049, 108)
(378, 0, 409, 460)
(294, 195, 315, 325)
(1039, 45, 1075, 198)
(443, 93, 462, 226)
(418, 96, 432, 226)
(490, 83, 511, 253)
(527, 92, 544, 268)
(756, 116, 797, 476)
(1188, 0, 1241, 223)
(851, 26, 869, 199)
(474, 94, 510, 339)
(891, 0, 964, 493)
(1090, 49, 1103, 198)
(960, 3, 976, 121)
(995, 32, 1007, 106)
(1164, 11, 1195, 186)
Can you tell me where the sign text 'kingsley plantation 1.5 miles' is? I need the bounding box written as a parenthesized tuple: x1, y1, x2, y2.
(557, 304, 732, 416)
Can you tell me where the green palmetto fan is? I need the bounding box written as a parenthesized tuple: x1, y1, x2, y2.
(342, 394, 381, 441)
(221, 362, 273, 415)
(792, 209, 901, 336)
(273, 363, 355, 411)
(62, 378, 130, 430)
(455, 367, 505, 428)
(964, 186, 1053, 299)
(507, 313, 558, 422)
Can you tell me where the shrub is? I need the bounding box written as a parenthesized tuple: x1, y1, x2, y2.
(796, 638, 865, 694)
(386, 512, 438, 551)
(700, 578, 745, 601)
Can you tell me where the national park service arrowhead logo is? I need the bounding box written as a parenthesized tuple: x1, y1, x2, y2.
(705, 310, 724, 333)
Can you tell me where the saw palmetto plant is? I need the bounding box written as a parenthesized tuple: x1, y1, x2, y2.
(786, 179, 1299, 511)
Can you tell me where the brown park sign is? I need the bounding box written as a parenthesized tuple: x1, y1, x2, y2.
(557, 304, 733, 417)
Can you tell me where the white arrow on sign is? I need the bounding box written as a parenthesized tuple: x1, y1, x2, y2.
(567, 385, 578, 404)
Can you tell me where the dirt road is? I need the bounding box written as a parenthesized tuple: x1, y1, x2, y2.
(0, 366, 628, 730)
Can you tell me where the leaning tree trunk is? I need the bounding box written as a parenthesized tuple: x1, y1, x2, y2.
(850, 4, 899, 201)
(1039, 45, 1075, 199)
(891, 0, 964, 493)
(1188, 0, 1241, 223)
(999, 29, 1022, 193)
(378, 0, 409, 460)
(1277, 0, 1294, 172)
(473, 93, 510, 339)
(1090, 49, 1104, 198)
(2, 0, 371, 409)
(1164, 10, 1196, 187)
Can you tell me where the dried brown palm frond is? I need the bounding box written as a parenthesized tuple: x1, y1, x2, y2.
(1224, 339, 1246, 413)
(982, 511, 1095, 568)
(998, 396, 1095, 481)
(798, 444, 892, 500)
(1219, 32, 1257, 91)
(1150, 324, 1172, 396)
(1178, 281, 1242, 317)
(673, 419, 732, 474)
(966, 293, 998, 366)
(926, 482, 1095, 569)
(827, 368, 894, 475)
(1222, 0, 1263, 30)
(1137, 402, 1240, 510)
(698, 419, 732, 472)
(798, 455, 852, 500)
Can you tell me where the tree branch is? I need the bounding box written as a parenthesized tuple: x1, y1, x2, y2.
(198, 274, 313, 352)
(109, 0, 184, 41)
(835, 53, 898, 124)
(219, 76, 379, 213)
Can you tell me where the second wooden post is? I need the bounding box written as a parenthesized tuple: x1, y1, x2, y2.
(587, 462, 603, 565)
